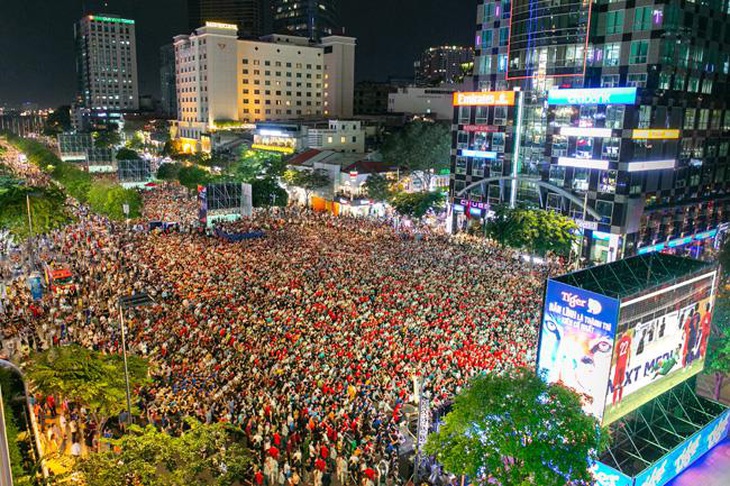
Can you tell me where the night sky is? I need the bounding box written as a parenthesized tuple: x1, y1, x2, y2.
(0, 0, 475, 108)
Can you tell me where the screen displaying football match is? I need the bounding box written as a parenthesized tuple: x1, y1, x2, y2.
(602, 270, 718, 425)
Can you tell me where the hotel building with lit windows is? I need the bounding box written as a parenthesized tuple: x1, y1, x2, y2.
(74, 14, 139, 130)
(449, 0, 730, 262)
(172, 22, 355, 152)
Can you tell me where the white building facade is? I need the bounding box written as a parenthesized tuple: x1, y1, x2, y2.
(387, 86, 456, 120)
(172, 23, 356, 152)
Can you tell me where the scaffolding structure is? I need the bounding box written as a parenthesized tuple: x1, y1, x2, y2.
(206, 182, 244, 213)
(117, 159, 151, 183)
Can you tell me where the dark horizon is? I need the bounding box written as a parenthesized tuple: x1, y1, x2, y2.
(0, 0, 475, 108)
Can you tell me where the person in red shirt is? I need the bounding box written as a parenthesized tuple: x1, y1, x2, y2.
(698, 302, 713, 358)
(612, 330, 633, 405)
(254, 469, 264, 486)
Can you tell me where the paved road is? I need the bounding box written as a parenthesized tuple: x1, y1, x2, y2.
(0, 387, 15, 486)
(667, 438, 730, 486)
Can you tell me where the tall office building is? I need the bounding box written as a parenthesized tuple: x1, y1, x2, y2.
(187, 0, 264, 37)
(449, 0, 730, 263)
(271, 0, 341, 41)
(160, 44, 178, 118)
(414, 46, 474, 86)
(74, 14, 139, 129)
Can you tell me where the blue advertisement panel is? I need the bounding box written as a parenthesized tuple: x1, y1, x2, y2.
(591, 461, 633, 486)
(28, 274, 43, 301)
(538, 279, 620, 420)
(634, 408, 730, 486)
(547, 87, 638, 106)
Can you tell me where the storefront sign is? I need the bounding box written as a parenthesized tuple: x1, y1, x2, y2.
(631, 129, 680, 140)
(462, 124, 499, 132)
(460, 199, 488, 210)
(453, 91, 515, 107)
(461, 149, 498, 159)
(575, 219, 599, 231)
(205, 21, 237, 29)
(547, 87, 637, 106)
(251, 144, 295, 154)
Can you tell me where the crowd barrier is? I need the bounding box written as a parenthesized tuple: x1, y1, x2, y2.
(214, 229, 266, 242)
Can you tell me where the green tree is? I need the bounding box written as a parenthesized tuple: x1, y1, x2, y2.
(389, 190, 444, 219)
(92, 127, 122, 149)
(381, 121, 450, 192)
(25, 345, 150, 444)
(363, 172, 392, 202)
(117, 147, 141, 160)
(227, 149, 286, 182)
(0, 184, 70, 240)
(157, 163, 182, 181)
(283, 168, 331, 206)
(251, 177, 288, 207)
(43, 105, 72, 135)
(75, 420, 251, 486)
(177, 165, 211, 190)
(705, 289, 730, 400)
(485, 206, 578, 257)
(425, 368, 607, 486)
(87, 182, 143, 220)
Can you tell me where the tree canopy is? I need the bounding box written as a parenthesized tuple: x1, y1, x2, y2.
(177, 165, 212, 190)
(363, 172, 393, 202)
(389, 191, 444, 219)
(86, 182, 143, 220)
(0, 183, 71, 240)
(705, 287, 730, 399)
(74, 420, 251, 486)
(250, 177, 288, 208)
(25, 345, 149, 428)
(485, 206, 578, 257)
(381, 121, 450, 192)
(425, 368, 607, 486)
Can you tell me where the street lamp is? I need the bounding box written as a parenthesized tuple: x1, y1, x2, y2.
(117, 292, 155, 425)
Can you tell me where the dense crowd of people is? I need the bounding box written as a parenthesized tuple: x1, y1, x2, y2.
(1, 150, 566, 485)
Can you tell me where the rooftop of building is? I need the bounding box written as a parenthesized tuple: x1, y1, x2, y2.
(287, 149, 385, 172)
(554, 253, 716, 300)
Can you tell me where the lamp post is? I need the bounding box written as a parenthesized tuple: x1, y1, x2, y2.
(117, 292, 155, 425)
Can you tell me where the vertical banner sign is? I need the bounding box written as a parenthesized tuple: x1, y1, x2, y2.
(198, 185, 208, 226)
(537, 279, 620, 421)
(28, 273, 43, 301)
(242, 183, 253, 218)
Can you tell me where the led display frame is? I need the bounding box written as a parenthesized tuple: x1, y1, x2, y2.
(631, 129, 680, 140)
(461, 149, 498, 159)
(547, 87, 638, 106)
(601, 270, 718, 425)
(559, 127, 614, 138)
(626, 160, 676, 172)
(557, 157, 609, 170)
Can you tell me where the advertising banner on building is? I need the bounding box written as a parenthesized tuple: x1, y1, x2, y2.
(198, 185, 208, 226)
(537, 279, 620, 419)
(602, 270, 718, 425)
(590, 461, 633, 486)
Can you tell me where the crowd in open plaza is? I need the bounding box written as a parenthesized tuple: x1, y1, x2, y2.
(1, 147, 566, 484)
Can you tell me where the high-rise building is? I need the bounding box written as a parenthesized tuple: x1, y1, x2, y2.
(74, 14, 139, 129)
(414, 46, 474, 86)
(172, 23, 355, 152)
(449, 0, 730, 263)
(271, 0, 341, 41)
(187, 0, 264, 37)
(160, 44, 178, 118)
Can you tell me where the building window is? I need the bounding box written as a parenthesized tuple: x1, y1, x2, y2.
(684, 109, 696, 130)
(494, 106, 507, 125)
(630, 41, 648, 64)
(599, 170, 617, 193)
(595, 200, 614, 223)
(475, 106, 489, 124)
(606, 10, 624, 35)
(698, 109, 710, 130)
(498, 27, 509, 46)
(603, 43, 620, 66)
(455, 157, 467, 175)
(573, 168, 590, 192)
(549, 165, 566, 186)
(702, 79, 713, 94)
(605, 105, 625, 129)
(627, 73, 647, 87)
(688, 77, 700, 92)
(601, 75, 620, 88)
(633, 7, 652, 31)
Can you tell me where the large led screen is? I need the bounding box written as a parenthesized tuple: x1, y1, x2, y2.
(537, 280, 620, 419)
(602, 270, 718, 425)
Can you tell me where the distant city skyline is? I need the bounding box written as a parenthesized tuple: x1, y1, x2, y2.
(0, 0, 473, 107)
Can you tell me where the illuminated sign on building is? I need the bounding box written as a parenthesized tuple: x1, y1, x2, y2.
(547, 87, 637, 106)
(461, 149, 498, 159)
(559, 127, 614, 138)
(631, 129, 680, 140)
(626, 159, 676, 172)
(251, 144, 295, 154)
(453, 91, 515, 107)
(462, 125, 499, 132)
(557, 157, 609, 170)
(205, 21, 238, 30)
(89, 15, 135, 24)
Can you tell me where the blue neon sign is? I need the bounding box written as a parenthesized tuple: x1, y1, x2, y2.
(547, 87, 638, 106)
(460, 149, 498, 159)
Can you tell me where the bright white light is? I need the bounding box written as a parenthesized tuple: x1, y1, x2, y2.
(559, 127, 613, 138)
(626, 160, 675, 172)
(557, 157, 609, 170)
